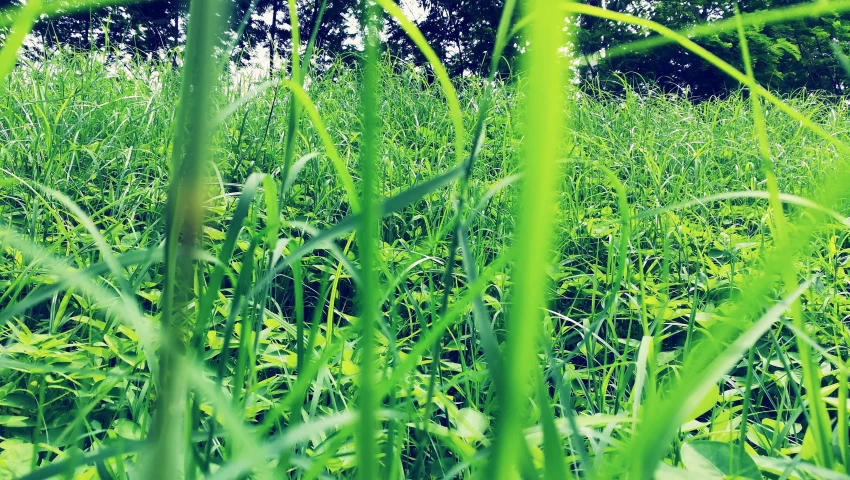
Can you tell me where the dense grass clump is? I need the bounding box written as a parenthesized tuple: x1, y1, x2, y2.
(3, 3, 850, 476)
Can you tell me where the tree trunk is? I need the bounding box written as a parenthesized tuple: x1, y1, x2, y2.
(85, 8, 91, 48)
(269, 1, 280, 76)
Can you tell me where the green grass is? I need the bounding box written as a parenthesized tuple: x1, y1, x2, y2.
(3, 1, 850, 478)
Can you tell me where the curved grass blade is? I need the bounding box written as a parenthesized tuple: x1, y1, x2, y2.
(0, 247, 162, 325)
(603, 0, 850, 62)
(284, 80, 360, 211)
(736, 10, 833, 469)
(0, 227, 159, 373)
(627, 279, 813, 478)
(558, 2, 850, 158)
(374, 0, 466, 166)
(631, 191, 850, 227)
(457, 226, 503, 387)
(0, 0, 150, 30)
(0, 0, 41, 90)
(209, 412, 360, 480)
(17, 440, 147, 480)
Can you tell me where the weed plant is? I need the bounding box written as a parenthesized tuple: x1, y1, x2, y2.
(2, 0, 850, 478)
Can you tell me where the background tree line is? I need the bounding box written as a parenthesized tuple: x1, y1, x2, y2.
(3, 0, 850, 97)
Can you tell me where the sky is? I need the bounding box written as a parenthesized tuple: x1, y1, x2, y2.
(246, 0, 429, 71)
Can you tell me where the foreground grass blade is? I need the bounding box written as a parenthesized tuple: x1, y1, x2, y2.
(487, 0, 567, 478)
(0, 0, 40, 90)
(17, 440, 146, 480)
(0, 0, 143, 30)
(627, 279, 813, 477)
(603, 0, 850, 61)
(559, 2, 850, 158)
(0, 247, 162, 325)
(374, 0, 466, 166)
(631, 191, 850, 226)
(149, 0, 228, 476)
(284, 81, 360, 211)
(0, 228, 159, 369)
(355, 2, 382, 478)
(736, 10, 834, 469)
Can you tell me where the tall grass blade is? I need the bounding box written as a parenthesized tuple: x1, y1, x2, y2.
(736, 9, 833, 468)
(627, 279, 813, 477)
(149, 0, 228, 476)
(355, 1, 382, 478)
(0, 0, 40, 90)
(487, 0, 567, 478)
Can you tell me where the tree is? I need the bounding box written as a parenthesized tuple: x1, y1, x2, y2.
(384, 0, 520, 77)
(5, 0, 850, 96)
(578, 0, 850, 97)
(4, 1, 188, 54)
(230, 0, 357, 73)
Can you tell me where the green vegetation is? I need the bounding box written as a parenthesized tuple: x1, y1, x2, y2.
(3, 1, 850, 479)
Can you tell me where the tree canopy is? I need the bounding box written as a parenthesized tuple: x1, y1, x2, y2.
(3, 0, 850, 96)
(579, 0, 850, 96)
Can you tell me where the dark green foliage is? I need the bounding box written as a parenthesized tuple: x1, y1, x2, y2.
(4, 0, 849, 95)
(581, 0, 850, 96)
(383, 0, 521, 77)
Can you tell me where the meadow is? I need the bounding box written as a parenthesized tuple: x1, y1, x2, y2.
(2, 0, 850, 479)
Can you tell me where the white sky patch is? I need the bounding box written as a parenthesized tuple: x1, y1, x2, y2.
(400, 0, 427, 23)
(344, 0, 428, 50)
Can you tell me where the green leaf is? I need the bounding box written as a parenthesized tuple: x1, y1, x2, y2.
(770, 38, 801, 61)
(0, 415, 31, 427)
(452, 408, 489, 440)
(681, 441, 762, 479)
(111, 418, 142, 440)
(0, 439, 34, 478)
(801, 427, 817, 461)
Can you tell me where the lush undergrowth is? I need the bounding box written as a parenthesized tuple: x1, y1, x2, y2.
(3, 9, 850, 479)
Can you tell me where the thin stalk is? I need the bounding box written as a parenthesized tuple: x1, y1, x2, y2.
(735, 9, 833, 468)
(355, 2, 381, 479)
(486, 0, 567, 478)
(150, 0, 227, 478)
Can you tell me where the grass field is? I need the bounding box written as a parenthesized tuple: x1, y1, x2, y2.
(3, 1, 850, 479)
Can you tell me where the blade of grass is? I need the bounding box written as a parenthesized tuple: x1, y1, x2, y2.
(632, 191, 850, 227)
(278, 0, 302, 196)
(627, 278, 813, 477)
(374, 0, 465, 167)
(0, 0, 41, 91)
(487, 0, 567, 478)
(603, 0, 850, 61)
(355, 1, 382, 478)
(284, 80, 360, 211)
(736, 9, 833, 468)
(150, 0, 228, 476)
(0, 227, 159, 369)
(536, 364, 570, 480)
(558, 2, 850, 159)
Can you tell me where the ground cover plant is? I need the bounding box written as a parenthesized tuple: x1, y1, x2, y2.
(3, 0, 850, 478)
